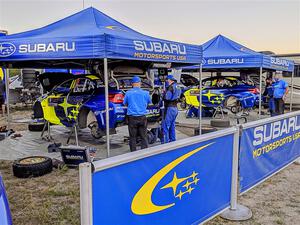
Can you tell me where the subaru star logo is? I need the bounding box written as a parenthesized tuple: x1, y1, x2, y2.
(0, 42, 16, 57)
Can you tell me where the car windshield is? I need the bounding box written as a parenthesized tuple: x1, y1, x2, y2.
(109, 77, 152, 90)
(203, 77, 244, 88)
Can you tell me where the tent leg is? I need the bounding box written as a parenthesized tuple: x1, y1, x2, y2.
(198, 63, 202, 135)
(258, 67, 263, 117)
(104, 58, 110, 158)
(4, 68, 10, 125)
(290, 70, 294, 112)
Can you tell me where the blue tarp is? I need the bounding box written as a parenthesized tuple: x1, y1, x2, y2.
(184, 35, 294, 72)
(0, 7, 201, 64)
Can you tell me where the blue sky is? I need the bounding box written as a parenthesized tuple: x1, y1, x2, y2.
(0, 0, 299, 53)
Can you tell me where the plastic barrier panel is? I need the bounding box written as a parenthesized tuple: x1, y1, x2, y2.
(239, 111, 300, 193)
(80, 128, 237, 225)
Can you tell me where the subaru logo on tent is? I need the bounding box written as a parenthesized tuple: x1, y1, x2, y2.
(0, 42, 16, 57)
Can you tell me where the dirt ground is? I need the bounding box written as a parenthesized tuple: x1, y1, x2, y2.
(0, 159, 299, 225)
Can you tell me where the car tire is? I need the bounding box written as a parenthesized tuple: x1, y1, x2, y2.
(13, 156, 53, 178)
(210, 119, 230, 128)
(28, 122, 47, 132)
(147, 130, 156, 144)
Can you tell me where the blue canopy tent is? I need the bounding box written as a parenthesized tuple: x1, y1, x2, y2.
(0, 7, 202, 155)
(183, 34, 295, 117)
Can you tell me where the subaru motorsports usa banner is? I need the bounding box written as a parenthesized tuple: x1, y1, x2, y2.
(239, 111, 300, 193)
(80, 127, 238, 225)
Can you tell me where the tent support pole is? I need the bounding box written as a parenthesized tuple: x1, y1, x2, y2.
(258, 67, 263, 117)
(104, 58, 110, 157)
(5, 68, 10, 124)
(198, 63, 202, 134)
(290, 70, 294, 112)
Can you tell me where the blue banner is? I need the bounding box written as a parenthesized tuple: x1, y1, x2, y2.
(239, 114, 300, 193)
(91, 134, 234, 225)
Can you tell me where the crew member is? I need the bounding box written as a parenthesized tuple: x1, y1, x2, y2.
(263, 77, 275, 116)
(123, 76, 151, 152)
(0, 77, 5, 109)
(272, 74, 288, 115)
(162, 75, 181, 143)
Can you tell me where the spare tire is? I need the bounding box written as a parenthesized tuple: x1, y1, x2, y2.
(211, 119, 231, 128)
(13, 156, 53, 178)
(28, 122, 47, 132)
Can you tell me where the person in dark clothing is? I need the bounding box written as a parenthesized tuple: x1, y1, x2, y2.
(0, 78, 5, 107)
(272, 74, 288, 115)
(161, 75, 181, 143)
(263, 77, 275, 116)
(123, 76, 151, 152)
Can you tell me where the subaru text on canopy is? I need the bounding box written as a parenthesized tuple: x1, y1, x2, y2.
(0, 7, 202, 156)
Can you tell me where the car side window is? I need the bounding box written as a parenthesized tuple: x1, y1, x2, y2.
(72, 78, 95, 94)
(53, 79, 73, 94)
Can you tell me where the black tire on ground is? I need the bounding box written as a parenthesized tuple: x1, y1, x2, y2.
(194, 125, 218, 135)
(28, 122, 47, 132)
(210, 119, 231, 128)
(13, 156, 53, 178)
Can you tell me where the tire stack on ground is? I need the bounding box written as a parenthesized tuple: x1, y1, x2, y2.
(28, 121, 47, 132)
(194, 125, 218, 135)
(12, 156, 53, 178)
(22, 69, 37, 89)
(210, 119, 231, 128)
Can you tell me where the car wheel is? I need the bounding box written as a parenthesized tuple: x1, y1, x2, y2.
(147, 130, 157, 144)
(88, 121, 103, 139)
(225, 96, 241, 114)
(13, 156, 53, 178)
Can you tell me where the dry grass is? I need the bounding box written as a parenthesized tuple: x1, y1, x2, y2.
(0, 160, 80, 225)
(0, 160, 299, 225)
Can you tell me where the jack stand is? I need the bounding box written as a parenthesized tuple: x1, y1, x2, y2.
(41, 121, 53, 141)
(213, 105, 225, 119)
(220, 204, 252, 221)
(67, 125, 79, 146)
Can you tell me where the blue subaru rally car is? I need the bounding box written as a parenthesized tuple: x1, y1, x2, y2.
(181, 74, 259, 113)
(0, 175, 12, 225)
(32, 71, 161, 139)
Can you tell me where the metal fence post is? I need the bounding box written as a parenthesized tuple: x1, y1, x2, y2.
(220, 126, 252, 221)
(258, 66, 263, 117)
(104, 58, 110, 157)
(198, 63, 202, 134)
(80, 163, 93, 225)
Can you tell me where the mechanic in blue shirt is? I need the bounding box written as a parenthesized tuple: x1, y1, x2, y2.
(272, 74, 289, 115)
(123, 76, 152, 152)
(162, 75, 181, 143)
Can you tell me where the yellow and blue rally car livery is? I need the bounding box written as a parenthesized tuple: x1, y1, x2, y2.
(182, 75, 259, 113)
(33, 72, 161, 139)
